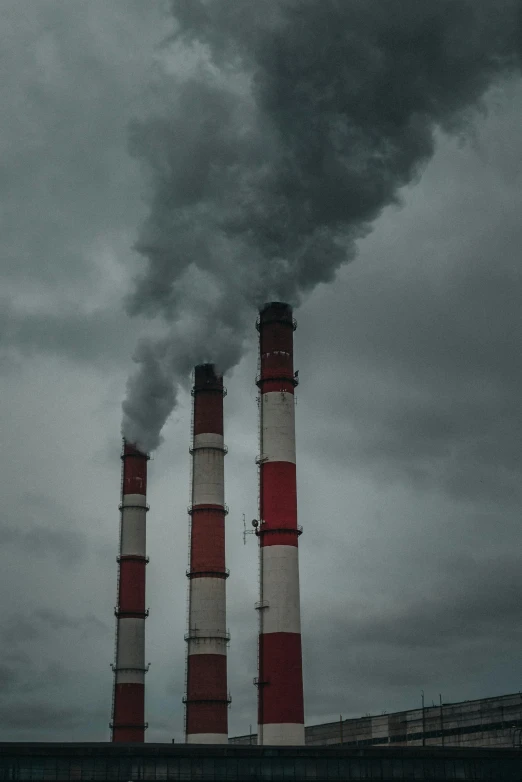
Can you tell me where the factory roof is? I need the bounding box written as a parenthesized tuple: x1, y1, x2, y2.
(0, 742, 521, 781)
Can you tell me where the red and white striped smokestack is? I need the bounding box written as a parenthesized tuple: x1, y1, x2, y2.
(184, 364, 230, 743)
(111, 441, 149, 742)
(256, 302, 305, 745)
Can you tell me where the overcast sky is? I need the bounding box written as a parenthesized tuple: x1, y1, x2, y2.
(1, 0, 522, 743)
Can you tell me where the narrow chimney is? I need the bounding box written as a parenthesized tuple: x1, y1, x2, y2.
(111, 440, 149, 742)
(184, 364, 230, 743)
(256, 302, 305, 745)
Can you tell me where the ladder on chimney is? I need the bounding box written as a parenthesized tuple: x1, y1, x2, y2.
(255, 345, 264, 744)
(110, 439, 125, 739)
(183, 371, 196, 740)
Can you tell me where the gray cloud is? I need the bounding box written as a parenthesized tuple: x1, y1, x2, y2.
(0, 703, 101, 731)
(0, 665, 21, 694)
(0, 525, 84, 565)
(337, 554, 522, 649)
(122, 0, 522, 452)
(3, 0, 522, 744)
(0, 1, 166, 370)
(289, 102, 522, 719)
(1, 610, 108, 646)
(299, 184, 522, 505)
(302, 550, 522, 720)
(0, 606, 111, 739)
(33, 609, 108, 637)
(0, 493, 86, 565)
(0, 300, 141, 370)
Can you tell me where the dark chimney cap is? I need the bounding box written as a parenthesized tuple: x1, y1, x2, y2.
(258, 302, 295, 328)
(122, 440, 149, 459)
(193, 363, 223, 393)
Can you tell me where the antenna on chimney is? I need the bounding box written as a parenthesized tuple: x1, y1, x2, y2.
(243, 514, 258, 545)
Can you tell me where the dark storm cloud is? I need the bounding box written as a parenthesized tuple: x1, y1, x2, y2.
(290, 101, 522, 719)
(1, 610, 108, 646)
(332, 553, 522, 649)
(122, 0, 522, 451)
(33, 609, 108, 637)
(3, 0, 522, 743)
(0, 608, 110, 734)
(0, 703, 100, 731)
(302, 550, 522, 718)
(299, 188, 522, 504)
(0, 663, 71, 707)
(0, 658, 68, 696)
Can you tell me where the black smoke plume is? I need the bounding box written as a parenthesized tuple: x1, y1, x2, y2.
(122, 0, 522, 451)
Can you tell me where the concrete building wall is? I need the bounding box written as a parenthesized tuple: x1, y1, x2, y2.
(229, 692, 522, 748)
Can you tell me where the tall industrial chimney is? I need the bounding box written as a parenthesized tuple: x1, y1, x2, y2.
(256, 302, 305, 745)
(111, 441, 149, 742)
(184, 364, 230, 743)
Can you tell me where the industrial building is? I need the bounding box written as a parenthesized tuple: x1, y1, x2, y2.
(1, 742, 522, 781)
(230, 692, 522, 749)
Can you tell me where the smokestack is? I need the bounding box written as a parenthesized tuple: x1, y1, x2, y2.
(111, 440, 149, 742)
(184, 364, 230, 743)
(256, 302, 304, 745)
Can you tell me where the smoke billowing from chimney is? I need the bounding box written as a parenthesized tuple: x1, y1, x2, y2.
(122, 0, 522, 452)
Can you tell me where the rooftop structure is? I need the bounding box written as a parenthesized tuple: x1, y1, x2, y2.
(230, 692, 522, 750)
(0, 742, 520, 781)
